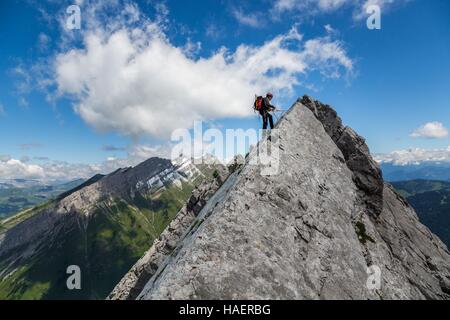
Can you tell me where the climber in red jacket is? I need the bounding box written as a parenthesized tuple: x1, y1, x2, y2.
(260, 93, 276, 130)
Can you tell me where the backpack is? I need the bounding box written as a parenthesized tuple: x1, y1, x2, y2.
(254, 96, 264, 112)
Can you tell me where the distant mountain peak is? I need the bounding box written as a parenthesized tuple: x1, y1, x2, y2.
(0, 153, 225, 299)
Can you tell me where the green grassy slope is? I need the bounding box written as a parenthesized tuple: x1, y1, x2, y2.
(0, 180, 199, 300)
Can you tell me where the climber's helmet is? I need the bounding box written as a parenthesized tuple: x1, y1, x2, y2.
(266, 92, 273, 100)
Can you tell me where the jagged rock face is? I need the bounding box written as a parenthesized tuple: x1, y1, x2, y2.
(133, 96, 450, 300)
(300, 95, 384, 217)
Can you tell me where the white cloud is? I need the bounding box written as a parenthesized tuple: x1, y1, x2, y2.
(319, 0, 350, 11)
(375, 147, 450, 165)
(272, 0, 408, 19)
(353, 0, 409, 20)
(0, 158, 46, 180)
(325, 24, 334, 32)
(53, 2, 353, 139)
(273, 0, 297, 12)
(231, 8, 261, 28)
(272, 0, 351, 15)
(410, 122, 449, 139)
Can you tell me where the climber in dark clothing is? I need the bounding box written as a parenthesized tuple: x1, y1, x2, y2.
(260, 93, 276, 130)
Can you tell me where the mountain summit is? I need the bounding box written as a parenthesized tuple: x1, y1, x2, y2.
(114, 96, 450, 300)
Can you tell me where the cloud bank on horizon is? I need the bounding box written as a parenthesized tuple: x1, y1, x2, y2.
(0, 144, 168, 181)
(375, 147, 450, 166)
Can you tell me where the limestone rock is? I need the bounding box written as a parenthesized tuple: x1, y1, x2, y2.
(115, 96, 450, 300)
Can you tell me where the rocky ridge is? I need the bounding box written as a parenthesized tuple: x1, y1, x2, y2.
(111, 96, 450, 300)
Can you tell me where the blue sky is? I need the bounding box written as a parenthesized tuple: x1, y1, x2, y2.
(0, 0, 449, 180)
